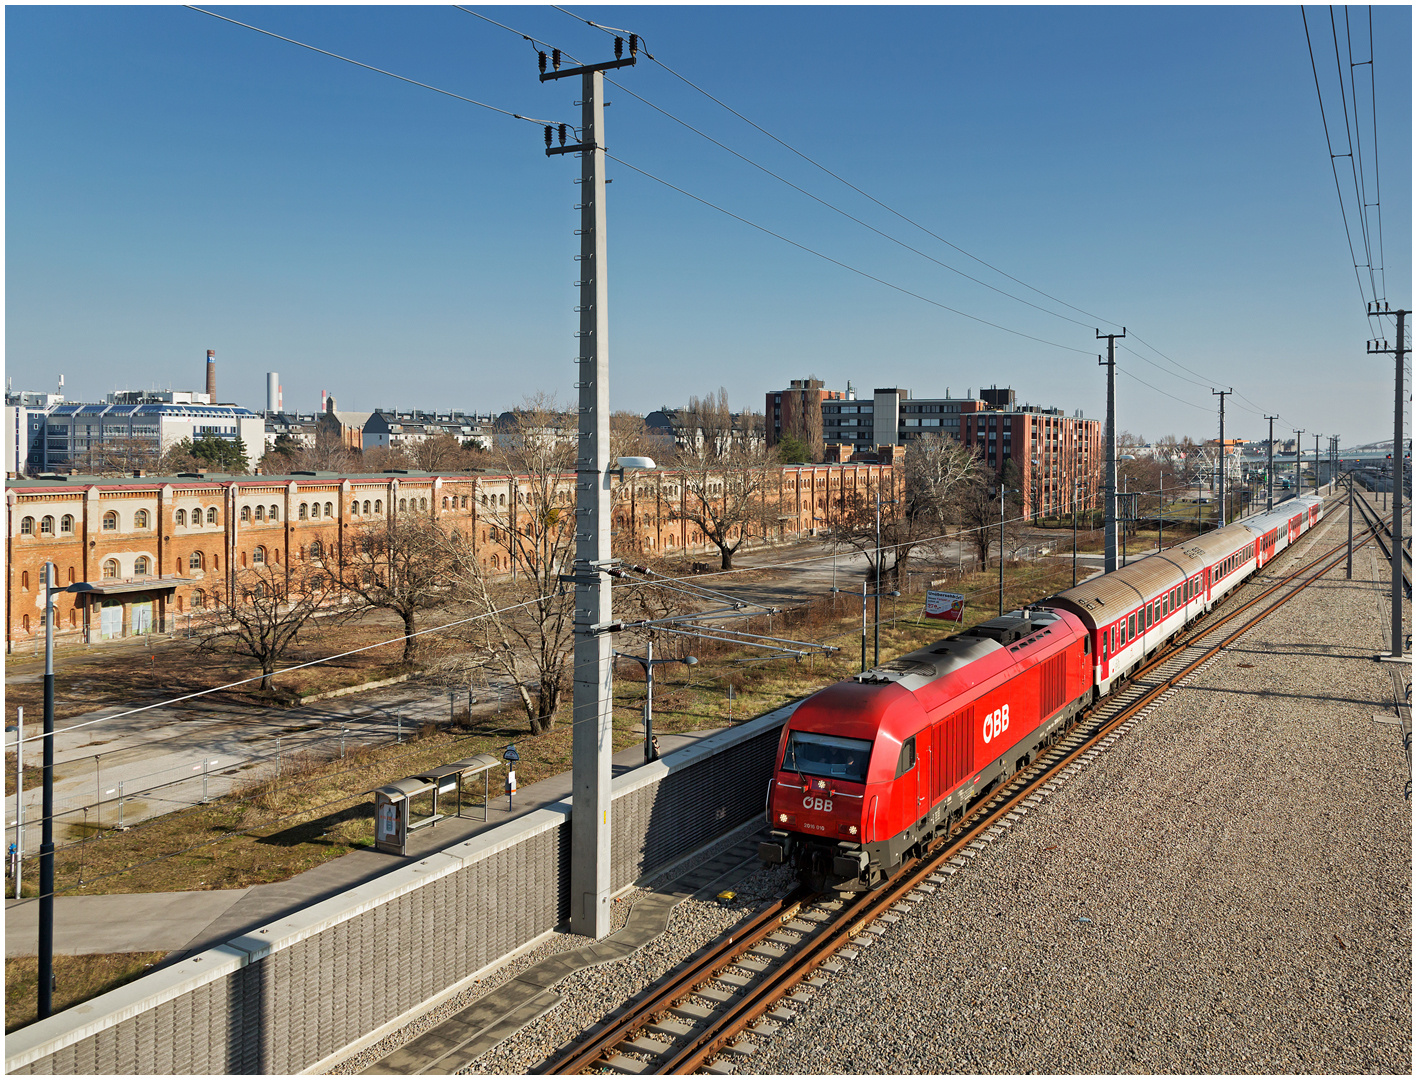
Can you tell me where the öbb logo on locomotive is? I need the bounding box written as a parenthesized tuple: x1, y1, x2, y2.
(981, 703, 1011, 744)
(758, 494, 1326, 893)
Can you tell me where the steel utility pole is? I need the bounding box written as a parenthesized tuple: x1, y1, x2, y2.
(38, 563, 56, 1019)
(1098, 329, 1125, 573)
(1367, 304, 1409, 662)
(1313, 434, 1323, 494)
(874, 488, 882, 667)
(1293, 429, 1305, 499)
(541, 38, 637, 940)
(1213, 388, 1232, 526)
(1265, 415, 1278, 511)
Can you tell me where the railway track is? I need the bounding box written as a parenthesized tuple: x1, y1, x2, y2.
(538, 506, 1376, 1076)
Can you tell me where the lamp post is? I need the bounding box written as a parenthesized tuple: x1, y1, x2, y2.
(997, 486, 1018, 615)
(615, 641, 697, 764)
(814, 517, 837, 597)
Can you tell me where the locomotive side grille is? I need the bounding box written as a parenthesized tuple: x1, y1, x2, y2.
(1039, 653, 1066, 717)
(939, 705, 973, 793)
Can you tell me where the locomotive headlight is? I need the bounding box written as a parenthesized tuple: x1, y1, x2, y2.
(779, 813, 789, 823)
(849, 825, 858, 836)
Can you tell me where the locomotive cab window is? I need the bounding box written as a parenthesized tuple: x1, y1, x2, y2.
(895, 737, 916, 778)
(781, 731, 872, 785)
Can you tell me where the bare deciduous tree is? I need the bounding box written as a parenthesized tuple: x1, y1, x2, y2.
(954, 473, 1024, 569)
(673, 438, 777, 570)
(406, 434, 471, 473)
(336, 514, 455, 663)
(904, 434, 981, 533)
(201, 563, 336, 691)
(443, 396, 579, 735)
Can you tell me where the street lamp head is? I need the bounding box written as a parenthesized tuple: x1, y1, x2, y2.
(616, 456, 656, 472)
(683, 656, 698, 667)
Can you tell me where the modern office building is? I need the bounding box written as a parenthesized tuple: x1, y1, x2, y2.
(5, 395, 264, 477)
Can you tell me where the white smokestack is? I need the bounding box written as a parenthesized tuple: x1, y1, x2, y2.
(267, 372, 280, 413)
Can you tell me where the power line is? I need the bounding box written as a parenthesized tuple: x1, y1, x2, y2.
(604, 153, 1096, 356)
(185, 6, 560, 127)
(601, 77, 1097, 331)
(548, 5, 1126, 333)
(1300, 6, 1383, 333)
(460, 5, 1102, 334)
(195, 5, 1303, 442)
(1332, 7, 1380, 306)
(1364, 6, 1388, 307)
(1115, 365, 1212, 413)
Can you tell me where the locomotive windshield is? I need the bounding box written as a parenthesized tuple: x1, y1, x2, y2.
(781, 731, 873, 784)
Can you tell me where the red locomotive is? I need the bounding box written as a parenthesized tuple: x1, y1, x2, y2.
(760, 495, 1325, 889)
(759, 606, 1092, 889)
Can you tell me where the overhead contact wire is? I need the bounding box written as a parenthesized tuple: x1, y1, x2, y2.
(605, 153, 1094, 356)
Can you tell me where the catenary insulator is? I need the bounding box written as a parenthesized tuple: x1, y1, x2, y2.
(552, 48, 561, 69)
(629, 34, 638, 55)
(538, 51, 547, 74)
(614, 36, 623, 59)
(558, 123, 567, 146)
(544, 126, 552, 148)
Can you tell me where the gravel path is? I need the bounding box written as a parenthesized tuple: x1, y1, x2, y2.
(748, 515, 1410, 1074)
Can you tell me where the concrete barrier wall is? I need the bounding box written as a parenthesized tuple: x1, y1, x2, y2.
(6, 706, 794, 1075)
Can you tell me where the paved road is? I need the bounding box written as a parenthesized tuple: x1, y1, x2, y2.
(4, 683, 497, 856)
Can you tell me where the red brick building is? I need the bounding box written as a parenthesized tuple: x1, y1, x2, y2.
(6, 461, 896, 651)
(961, 407, 1102, 518)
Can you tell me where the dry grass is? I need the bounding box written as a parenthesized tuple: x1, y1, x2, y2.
(5, 951, 167, 1033)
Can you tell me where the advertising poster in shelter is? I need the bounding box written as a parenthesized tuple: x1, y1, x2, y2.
(925, 589, 965, 622)
(377, 798, 404, 846)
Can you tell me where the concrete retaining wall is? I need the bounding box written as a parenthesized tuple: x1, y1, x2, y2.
(5, 706, 794, 1074)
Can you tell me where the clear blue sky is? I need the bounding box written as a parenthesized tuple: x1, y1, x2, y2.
(6, 5, 1411, 446)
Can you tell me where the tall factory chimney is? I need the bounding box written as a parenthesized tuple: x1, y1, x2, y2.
(206, 350, 216, 400)
(266, 372, 282, 413)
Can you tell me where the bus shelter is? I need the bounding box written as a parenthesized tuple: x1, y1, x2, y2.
(413, 753, 502, 823)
